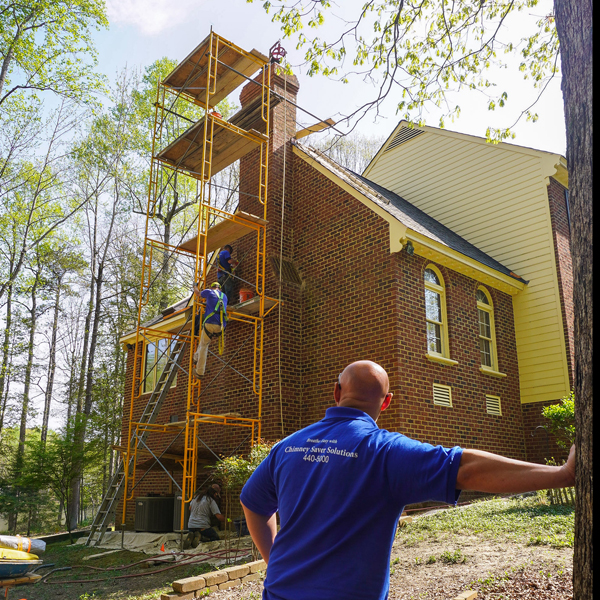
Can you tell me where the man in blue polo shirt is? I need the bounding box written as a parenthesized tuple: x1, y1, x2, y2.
(240, 360, 576, 600)
(217, 244, 238, 303)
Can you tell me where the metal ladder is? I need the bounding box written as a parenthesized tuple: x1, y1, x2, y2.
(85, 332, 188, 547)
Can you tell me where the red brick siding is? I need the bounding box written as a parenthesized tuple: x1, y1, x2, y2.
(546, 177, 574, 387)
(291, 156, 525, 459)
(522, 399, 570, 464)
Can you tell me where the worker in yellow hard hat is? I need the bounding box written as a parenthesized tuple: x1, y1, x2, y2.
(192, 281, 228, 378)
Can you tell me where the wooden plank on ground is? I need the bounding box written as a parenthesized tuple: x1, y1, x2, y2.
(452, 591, 477, 600)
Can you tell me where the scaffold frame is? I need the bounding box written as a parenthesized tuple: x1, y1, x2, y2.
(85, 30, 276, 548)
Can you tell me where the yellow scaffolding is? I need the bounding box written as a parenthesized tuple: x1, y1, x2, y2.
(119, 31, 274, 538)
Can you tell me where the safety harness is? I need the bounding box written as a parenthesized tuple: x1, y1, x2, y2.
(202, 289, 228, 355)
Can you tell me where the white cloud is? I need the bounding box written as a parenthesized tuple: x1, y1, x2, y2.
(105, 0, 209, 36)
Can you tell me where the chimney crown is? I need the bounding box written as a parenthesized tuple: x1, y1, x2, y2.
(240, 63, 299, 107)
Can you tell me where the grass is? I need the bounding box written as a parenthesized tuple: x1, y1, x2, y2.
(24, 495, 572, 600)
(397, 494, 574, 549)
(32, 539, 221, 600)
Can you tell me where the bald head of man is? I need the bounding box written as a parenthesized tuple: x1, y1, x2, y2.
(334, 360, 393, 421)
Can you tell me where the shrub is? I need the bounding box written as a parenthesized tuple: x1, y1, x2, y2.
(541, 391, 575, 449)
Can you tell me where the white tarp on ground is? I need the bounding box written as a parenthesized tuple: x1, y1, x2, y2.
(76, 531, 253, 560)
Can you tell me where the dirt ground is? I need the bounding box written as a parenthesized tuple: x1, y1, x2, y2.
(185, 536, 573, 600)
(22, 505, 574, 600)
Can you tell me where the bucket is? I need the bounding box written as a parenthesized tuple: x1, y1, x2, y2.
(239, 288, 254, 303)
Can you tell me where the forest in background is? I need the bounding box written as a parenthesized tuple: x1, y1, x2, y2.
(0, 1, 383, 536)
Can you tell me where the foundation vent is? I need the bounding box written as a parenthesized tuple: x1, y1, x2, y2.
(432, 383, 452, 408)
(486, 395, 502, 416)
(384, 127, 424, 152)
(270, 256, 303, 287)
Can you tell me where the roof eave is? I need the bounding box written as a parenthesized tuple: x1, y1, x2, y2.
(293, 142, 526, 296)
(406, 231, 526, 296)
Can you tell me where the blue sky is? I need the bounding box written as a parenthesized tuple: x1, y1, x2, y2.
(95, 0, 566, 153)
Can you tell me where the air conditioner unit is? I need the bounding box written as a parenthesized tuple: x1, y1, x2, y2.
(134, 496, 175, 532)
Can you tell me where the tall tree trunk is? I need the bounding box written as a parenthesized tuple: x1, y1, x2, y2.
(0, 273, 14, 435)
(0, 327, 16, 445)
(69, 259, 105, 530)
(159, 218, 171, 311)
(11, 270, 40, 532)
(554, 1, 593, 598)
(83, 263, 104, 416)
(102, 420, 109, 497)
(57, 497, 63, 529)
(76, 273, 95, 413)
(42, 276, 63, 445)
(16, 273, 40, 467)
(68, 267, 95, 530)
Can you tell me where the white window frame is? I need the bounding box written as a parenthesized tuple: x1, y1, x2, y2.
(424, 265, 454, 363)
(142, 337, 177, 395)
(476, 286, 499, 372)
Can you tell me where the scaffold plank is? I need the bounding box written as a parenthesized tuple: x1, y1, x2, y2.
(178, 210, 267, 255)
(156, 95, 278, 179)
(162, 33, 268, 108)
(231, 296, 277, 316)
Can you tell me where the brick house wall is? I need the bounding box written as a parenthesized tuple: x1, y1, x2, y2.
(290, 155, 525, 459)
(118, 72, 573, 527)
(547, 176, 574, 385)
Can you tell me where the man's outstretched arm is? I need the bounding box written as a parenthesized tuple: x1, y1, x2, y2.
(456, 444, 575, 493)
(241, 501, 278, 564)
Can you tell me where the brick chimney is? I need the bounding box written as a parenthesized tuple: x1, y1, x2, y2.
(238, 65, 299, 275)
(235, 65, 303, 439)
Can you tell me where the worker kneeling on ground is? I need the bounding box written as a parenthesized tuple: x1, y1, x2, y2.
(240, 360, 576, 600)
(193, 281, 228, 379)
(186, 484, 225, 548)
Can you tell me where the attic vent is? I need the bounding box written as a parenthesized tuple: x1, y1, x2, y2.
(433, 383, 452, 407)
(384, 127, 424, 152)
(485, 395, 502, 416)
(270, 256, 303, 286)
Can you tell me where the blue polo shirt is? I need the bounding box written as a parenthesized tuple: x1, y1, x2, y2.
(200, 288, 227, 327)
(218, 249, 231, 279)
(240, 407, 463, 600)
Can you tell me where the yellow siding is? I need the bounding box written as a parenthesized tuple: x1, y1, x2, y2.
(365, 125, 569, 404)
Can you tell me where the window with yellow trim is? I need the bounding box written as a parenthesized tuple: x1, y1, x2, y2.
(476, 287, 498, 370)
(424, 266, 449, 358)
(143, 338, 177, 395)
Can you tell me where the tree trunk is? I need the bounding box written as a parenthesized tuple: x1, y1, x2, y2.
(0, 39, 15, 102)
(42, 277, 63, 445)
(83, 263, 104, 416)
(0, 273, 14, 435)
(159, 218, 171, 311)
(68, 267, 96, 530)
(554, 1, 593, 598)
(16, 272, 39, 468)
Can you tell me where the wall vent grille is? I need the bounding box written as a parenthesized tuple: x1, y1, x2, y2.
(486, 395, 502, 416)
(384, 127, 424, 152)
(433, 383, 452, 407)
(270, 256, 303, 286)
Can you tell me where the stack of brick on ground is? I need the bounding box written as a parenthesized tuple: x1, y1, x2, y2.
(162, 559, 266, 599)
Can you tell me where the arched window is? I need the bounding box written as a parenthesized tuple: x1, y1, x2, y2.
(476, 287, 498, 370)
(424, 266, 449, 357)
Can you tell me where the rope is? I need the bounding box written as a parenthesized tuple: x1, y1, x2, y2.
(277, 68, 288, 439)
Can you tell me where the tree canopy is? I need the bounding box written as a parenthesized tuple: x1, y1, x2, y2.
(0, 0, 108, 108)
(251, 0, 560, 140)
